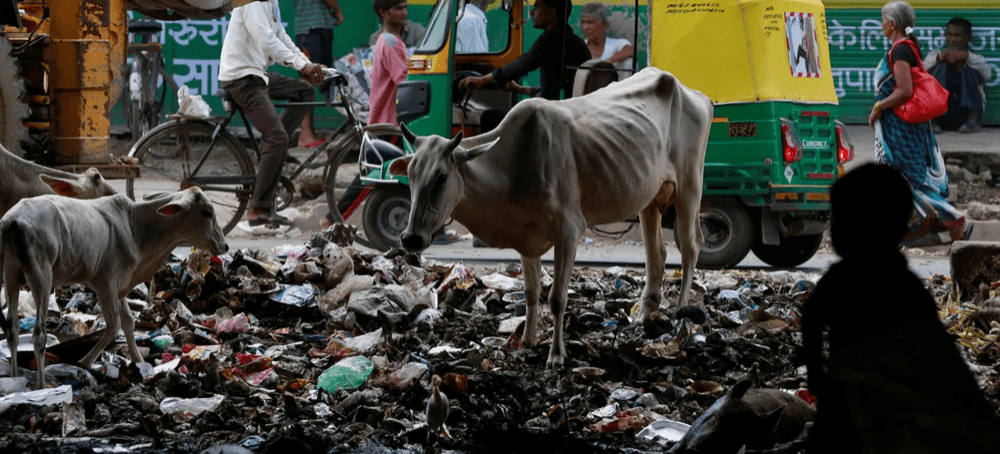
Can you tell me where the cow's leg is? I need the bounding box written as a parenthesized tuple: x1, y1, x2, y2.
(117, 296, 143, 364)
(637, 202, 666, 319)
(22, 269, 52, 390)
(80, 286, 123, 369)
(547, 227, 582, 368)
(673, 187, 704, 307)
(3, 263, 20, 379)
(520, 255, 542, 349)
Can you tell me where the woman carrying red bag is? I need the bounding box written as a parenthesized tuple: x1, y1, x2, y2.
(869, 0, 971, 246)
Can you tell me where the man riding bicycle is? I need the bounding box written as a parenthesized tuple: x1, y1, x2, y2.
(219, 0, 325, 226)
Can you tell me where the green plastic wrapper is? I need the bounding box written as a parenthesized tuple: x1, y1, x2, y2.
(317, 356, 374, 393)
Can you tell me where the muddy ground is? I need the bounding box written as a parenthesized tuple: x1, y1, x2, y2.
(0, 142, 998, 453)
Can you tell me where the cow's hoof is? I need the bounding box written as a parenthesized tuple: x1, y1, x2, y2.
(545, 357, 565, 370)
(641, 310, 672, 338)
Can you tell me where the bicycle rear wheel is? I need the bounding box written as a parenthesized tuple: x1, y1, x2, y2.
(324, 124, 404, 224)
(126, 121, 255, 233)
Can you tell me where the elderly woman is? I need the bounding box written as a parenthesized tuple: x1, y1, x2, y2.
(869, 0, 970, 245)
(579, 3, 634, 81)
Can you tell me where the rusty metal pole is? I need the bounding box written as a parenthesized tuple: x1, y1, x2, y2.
(49, 0, 126, 165)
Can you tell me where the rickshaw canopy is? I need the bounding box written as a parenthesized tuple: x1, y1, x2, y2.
(651, 0, 838, 105)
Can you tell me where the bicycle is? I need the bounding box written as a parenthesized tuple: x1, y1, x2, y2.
(121, 18, 180, 141)
(125, 69, 405, 239)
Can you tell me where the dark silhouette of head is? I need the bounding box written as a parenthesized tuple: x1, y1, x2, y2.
(830, 163, 912, 259)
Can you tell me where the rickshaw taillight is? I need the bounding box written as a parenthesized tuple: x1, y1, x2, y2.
(780, 120, 802, 164)
(835, 122, 855, 164)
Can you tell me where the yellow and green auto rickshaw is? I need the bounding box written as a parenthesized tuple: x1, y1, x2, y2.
(381, 0, 854, 269)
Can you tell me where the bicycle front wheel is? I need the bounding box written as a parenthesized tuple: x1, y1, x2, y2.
(126, 121, 255, 233)
(324, 124, 404, 224)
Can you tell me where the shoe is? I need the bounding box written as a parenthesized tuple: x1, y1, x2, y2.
(246, 210, 292, 227)
(433, 230, 460, 245)
(297, 138, 325, 149)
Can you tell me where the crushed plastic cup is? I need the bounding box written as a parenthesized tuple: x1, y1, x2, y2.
(159, 394, 225, 416)
(481, 337, 506, 349)
(317, 356, 374, 393)
(480, 273, 523, 292)
(0, 384, 73, 413)
(636, 419, 691, 446)
(342, 328, 383, 353)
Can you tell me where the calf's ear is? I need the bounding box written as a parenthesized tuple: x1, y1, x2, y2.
(389, 155, 413, 177)
(157, 203, 185, 216)
(39, 174, 84, 197)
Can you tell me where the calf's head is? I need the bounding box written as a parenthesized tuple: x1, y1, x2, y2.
(669, 380, 809, 454)
(156, 187, 229, 255)
(39, 167, 117, 199)
(390, 123, 490, 252)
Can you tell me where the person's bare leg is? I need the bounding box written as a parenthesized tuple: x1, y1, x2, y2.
(297, 109, 323, 146)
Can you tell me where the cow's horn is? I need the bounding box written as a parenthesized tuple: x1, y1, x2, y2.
(449, 130, 464, 149)
(400, 122, 418, 144)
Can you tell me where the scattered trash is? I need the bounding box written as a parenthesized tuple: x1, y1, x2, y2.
(0, 384, 72, 413)
(637, 419, 691, 446)
(160, 394, 226, 417)
(317, 355, 375, 393)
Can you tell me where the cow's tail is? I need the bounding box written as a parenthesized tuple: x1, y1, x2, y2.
(0, 219, 29, 330)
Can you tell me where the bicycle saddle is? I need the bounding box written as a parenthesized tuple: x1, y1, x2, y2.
(128, 18, 163, 34)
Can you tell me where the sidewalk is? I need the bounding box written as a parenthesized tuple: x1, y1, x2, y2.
(845, 124, 1000, 242)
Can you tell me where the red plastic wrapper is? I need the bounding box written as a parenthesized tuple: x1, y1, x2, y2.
(438, 264, 475, 292)
(162, 353, 175, 362)
(589, 407, 653, 434)
(235, 352, 262, 366)
(794, 388, 817, 406)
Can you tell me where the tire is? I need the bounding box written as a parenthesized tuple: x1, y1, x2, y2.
(675, 197, 753, 270)
(126, 121, 255, 233)
(324, 124, 404, 223)
(751, 233, 823, 268)
(0, 36, 29, 155)
(363, 185, 412, 251)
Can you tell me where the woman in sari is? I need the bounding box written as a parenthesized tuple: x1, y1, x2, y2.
(868, 0, 971, 246)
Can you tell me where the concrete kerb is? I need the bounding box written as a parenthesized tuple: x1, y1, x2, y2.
(844, 124, 1000, 243)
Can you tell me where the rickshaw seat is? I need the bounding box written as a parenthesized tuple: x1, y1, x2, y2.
(572, 59, 619, 98)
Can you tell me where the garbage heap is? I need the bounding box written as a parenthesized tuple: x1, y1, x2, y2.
(0, 228, 991, 453)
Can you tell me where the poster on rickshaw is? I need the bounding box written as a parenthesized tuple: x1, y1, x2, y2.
(785, 12, 821, 78)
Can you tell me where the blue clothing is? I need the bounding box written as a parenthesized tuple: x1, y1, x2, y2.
(873, 44, 965, 245)
(928, 62, 985, 130)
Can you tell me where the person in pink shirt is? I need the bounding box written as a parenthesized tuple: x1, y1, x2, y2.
(369, 0, 410, 125)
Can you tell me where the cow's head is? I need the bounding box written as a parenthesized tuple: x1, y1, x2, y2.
(155, 187, 228, 255)
(40, 167, 117, 199)
(668, 380, 788, 454)
(389, 123, 491, 252)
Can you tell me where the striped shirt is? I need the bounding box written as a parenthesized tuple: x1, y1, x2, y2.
(294, 0, 336, 36)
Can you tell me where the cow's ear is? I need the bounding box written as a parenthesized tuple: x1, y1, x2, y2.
(157, 203, 185, 217)
(39, 174, 84, 197)
(455, 138, 497, 164)
(389, 155, 413, 177)
(729, 379, 753, 400)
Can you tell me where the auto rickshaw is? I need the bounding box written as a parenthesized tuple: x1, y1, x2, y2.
(370, 0, 853, 269)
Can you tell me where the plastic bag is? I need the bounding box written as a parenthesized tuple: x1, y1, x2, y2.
(177, 85, 212, 118)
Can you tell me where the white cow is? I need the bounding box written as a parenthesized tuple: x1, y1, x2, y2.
(0, 187, 228, 389)
(0, 144, 117, 217)
(391, 67, 712, 367)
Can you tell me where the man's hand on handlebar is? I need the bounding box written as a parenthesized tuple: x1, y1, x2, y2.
(302, 63, 326, 85)
(460, 73, 493, 92)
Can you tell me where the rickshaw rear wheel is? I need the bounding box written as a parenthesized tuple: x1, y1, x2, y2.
(675, 196, 752, 270)
(363, 185, 411, 252)
(751, 233, 824, 268)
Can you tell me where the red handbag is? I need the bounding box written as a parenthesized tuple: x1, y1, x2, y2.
(888, 39, 949, 124)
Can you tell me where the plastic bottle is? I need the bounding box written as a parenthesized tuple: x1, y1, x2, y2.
(316, 356, 374, 393)
(159, 394, 225, 416)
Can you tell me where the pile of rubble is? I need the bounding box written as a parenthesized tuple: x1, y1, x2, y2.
(0, 226, 995, 453)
